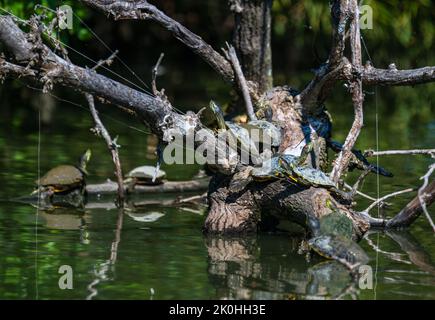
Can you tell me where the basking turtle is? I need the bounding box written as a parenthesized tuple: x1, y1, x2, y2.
(206, 100, 226, 131)
(34, 149, 91, 196)
(206, 100, 261, 164)
(279, 153, 353, 204)
(308, 210, 369, 270)
(225, 121, 260, 163)
(124, 166, 166, 187)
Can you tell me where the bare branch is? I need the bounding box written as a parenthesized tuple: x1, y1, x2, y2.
(299, 0, 351, 111)
(417, 163, 435, 232)
(365, 149, 435, 157)
(364, 188, 415, 214)
(343, 182, 377, 202)
(92, 50, 118, 71)
(86, 93, 125, 203)
(328, 0, 351, 68)
(0, 15, 238, 175)
(386, 180, 435, 230)
(80, 0, 234, 83)
(299, 59, 351, 112)
(223, 44, 256, 121)
(330, 0, 363, 182)
(151, 52, 164, 95)
(362, 65, 435, 86)
(0, 15, 172, 136)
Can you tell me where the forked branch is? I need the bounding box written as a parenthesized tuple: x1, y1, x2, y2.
(330, 0, 363, 182)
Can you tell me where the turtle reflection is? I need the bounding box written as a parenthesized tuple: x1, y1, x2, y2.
(205, 235, 357, 300)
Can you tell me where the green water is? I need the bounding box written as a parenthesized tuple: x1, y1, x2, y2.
(0, 79, 434, 300)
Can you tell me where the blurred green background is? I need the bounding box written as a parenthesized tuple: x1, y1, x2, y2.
(0, 0, 434, 300)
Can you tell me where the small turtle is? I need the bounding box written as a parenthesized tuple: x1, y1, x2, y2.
(34, 149, 91, 196)
(124, 166, 166, 187)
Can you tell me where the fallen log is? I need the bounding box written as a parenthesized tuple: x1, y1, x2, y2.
(85, 178, 210, 195)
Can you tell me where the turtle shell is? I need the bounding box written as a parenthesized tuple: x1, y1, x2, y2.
(126, 166, 166, 182)
(308, 235, 369, 269)
(242, 120, 282, 147)
(251, 155, 297, 180)
(319, 211, 354, 240)
(37, 165, 84, 190)
(251, 156, 279, 179)
(291, 166, 336, 188)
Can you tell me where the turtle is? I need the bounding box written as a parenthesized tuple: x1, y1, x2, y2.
(34, 149, 91, 196)
(307, 210, 369, 270)
(203, 100, 227, 132)
(206, 100, 261, 163)
(124, 165, 166, 187)
(278, 151, 353, 204)
(318, 210, 354, 240)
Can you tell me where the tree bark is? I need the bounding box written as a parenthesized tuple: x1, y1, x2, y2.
(232, 0, 273, 93)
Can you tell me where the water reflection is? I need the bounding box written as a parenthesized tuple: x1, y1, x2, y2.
(6, 201, 435, 300)
(86, 208, 124, 300)
(205, 236, 357, 300)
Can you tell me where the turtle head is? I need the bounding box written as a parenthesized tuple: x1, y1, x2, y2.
(298, 142, 313, 164)
(78, 149, 92, 175)
(208, 100, 226, 130)
(209, 100, 219, 113)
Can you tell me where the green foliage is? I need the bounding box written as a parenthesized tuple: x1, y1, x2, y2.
(0, 0, 91, 40)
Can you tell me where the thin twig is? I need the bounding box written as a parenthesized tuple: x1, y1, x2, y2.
(418, 163, 435, 232)
(364, 149, 435, 157)
(363, 188, 415, 213)
(223, 43, 257, 121)
(85, 93, 125, 203)
(151, 52, 164, 95)
(344, 182, 377, 201)
(92, 49, 118, 71)
(351, 169, 370, 194)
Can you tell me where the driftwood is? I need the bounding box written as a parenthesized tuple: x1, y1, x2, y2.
(0, 0, 434, 246)
(85, 178, 210, 195)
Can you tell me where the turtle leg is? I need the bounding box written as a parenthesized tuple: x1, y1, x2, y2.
(44, 186, 55, 204)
